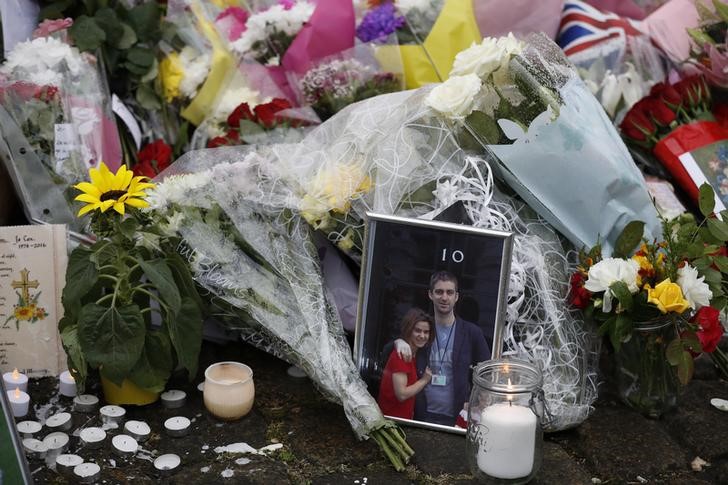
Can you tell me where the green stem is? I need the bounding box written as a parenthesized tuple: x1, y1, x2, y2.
(131, 287, 169, 312)
(95, 294, 113, 306)
(371, 430, 404, 472)
(97, 274, 119, 283)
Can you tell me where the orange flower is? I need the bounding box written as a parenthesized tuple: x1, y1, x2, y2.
(14, 306, 33, 321)
(34, 307, 47, 319)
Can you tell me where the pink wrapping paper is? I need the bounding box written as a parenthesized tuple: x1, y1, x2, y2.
(644, 0, 699, 62)
(586, 0, 648, 19)
(473, 0, 563, 40)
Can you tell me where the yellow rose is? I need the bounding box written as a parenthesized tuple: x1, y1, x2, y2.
(160, 53, 184, 102)
(646, 279, 690, 314)
(337, 231, 355, 252)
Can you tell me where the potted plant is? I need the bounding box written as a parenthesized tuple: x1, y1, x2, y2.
(60, 162, 204, 404)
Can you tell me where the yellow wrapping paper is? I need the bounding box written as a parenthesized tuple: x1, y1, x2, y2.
(181, 3, 236, 125)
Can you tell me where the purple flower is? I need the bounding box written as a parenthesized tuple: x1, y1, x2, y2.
(356, 3, 405, 43)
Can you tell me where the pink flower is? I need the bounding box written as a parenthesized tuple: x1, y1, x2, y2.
(32, 18, 73, 39)
(215, 7, 249, 42)
(279, 0, 296, 10)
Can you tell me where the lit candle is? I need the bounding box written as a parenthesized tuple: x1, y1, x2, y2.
(22, 438, 48, 460)
(55, 454, 83, 475)
(58, 370, 77, 397)
(73, 462, 101, 483)
(16, 420, 42, 439)
(73, 394, 99, 413)
(477, 402, 537, 479)
(154, 453, 181, 475)
(99, 405, 126, 426)
(3, 368, 28, 393)
(111, 434, 138, 456)
(160, 389, 187, 409)
(203, 362, 255, 420)
(45, 412, 72, 432)
(123, 420, 151, 442)
(79, 427, 106, 449)
(7, 388, 30, 417)
(164, 416, 191, 438)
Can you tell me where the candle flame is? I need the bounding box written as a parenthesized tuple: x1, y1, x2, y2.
(68, 372, 75, 382)
(506, 378, 514, 402)
(14, 387, 20, 399)
(12, 368, 19, 380)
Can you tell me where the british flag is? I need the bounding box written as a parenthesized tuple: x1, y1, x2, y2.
(557, 0, 646, 67)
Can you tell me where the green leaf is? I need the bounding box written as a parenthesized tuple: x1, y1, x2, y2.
(118, 217, 139, 240)
(125, 46, 154, 68)
(713, 255, 728, 272)
(114, 22, 138, 50)
(666, 337, 683, 366)
(39, 0, 72, 20)
(69, 15, 106, 52)
(166, 251, 204, 310)
(128, 331, 173, 393)
(613, 221, 644, 258)
(609, 281, 634, 312)
(613, 313, 632, 347)
(127, 2, 161, 43)
(676, 350, 695, 385)
(60, 325, 87, 390)
(168, 297, 203, 379)
(77, 303, 145, 385)
(238, 119, 265, 136)
(708, 218, 728, 241)
(699, 183, 716, 217)
(63, 246, 99, 305)
(94, 8, 123, 47)
(137, 258, 181, 315)
(135, 83, 162, 110)
(713, 0, 728, 22)
(464, 110, 500, 144)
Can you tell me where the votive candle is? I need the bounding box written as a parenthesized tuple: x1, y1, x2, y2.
(203, 362, 254, 420)
(3, 368, 28, 393)
(7, 388, 29, 417)
(59, 370, 77, 397)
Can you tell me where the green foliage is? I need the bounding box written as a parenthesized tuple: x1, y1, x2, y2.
(613, 220, 645, 258)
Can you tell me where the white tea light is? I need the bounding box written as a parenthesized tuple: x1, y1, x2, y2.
(73, 394, 99, 413)
(154, 453, 181, 474)
(22, 438, 48, 460)
(73, 462, 101, 484)
(16, 420, 41, 438)
(3, 368, 28, 393)
(79, 427, 106, 449)
(7, 388, 30, 417)
(111, 434, 138, 456)
(45, 412, 72, 432)
(123, 420, 151, 442)
(58, 370, 77, 397)
(164, 416, 191, 438)
(100, 405, 126, 425)
(43, 432, 70, 453)
(477, 403, 537, 479)
(55, 454, 83, 475)
(160, 389, 186, 409)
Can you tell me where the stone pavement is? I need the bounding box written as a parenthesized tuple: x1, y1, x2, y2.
(25, 339, 728, 484)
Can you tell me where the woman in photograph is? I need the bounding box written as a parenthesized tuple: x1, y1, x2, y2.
(377, 308, 434, 419)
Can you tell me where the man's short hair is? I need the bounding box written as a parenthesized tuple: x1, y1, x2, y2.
(429, 270, 458, 292)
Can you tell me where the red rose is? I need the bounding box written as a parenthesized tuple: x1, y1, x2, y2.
(253, 98, 292, 128)
(691, 306, 723, 353)
(620, 105, 655, 142)
(207, 136, 229, 148)
(134, 139, 173, 177)
(714, 102, 728, 130)
(227, 102, 255, 128)
(674, 75, 709, 108)
(644, 98, 676, 126)
(569, 272, 592, 309)
(225, 130, 240, 143)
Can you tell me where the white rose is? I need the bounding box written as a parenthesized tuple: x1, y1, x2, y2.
(450, 38, 503, 78)
(496, 33, 523, 57)
(584, 258, 640, 312)
(677, 264, 712, 310)
(425, 74, 481, 119)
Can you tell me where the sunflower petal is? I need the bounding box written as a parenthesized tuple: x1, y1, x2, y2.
(124, 197, 149, 208)
(88, 167, 108, 193)
(74, 182, 102, 198)
(113, 201, 126, 215)
(98, 162, 114, 188)
(74, 193, 101, 204)
(77, 203, 98, 216)
(99, 200, 114, 213)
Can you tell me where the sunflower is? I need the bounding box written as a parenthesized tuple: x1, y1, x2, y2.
(14, 306, 33, 321)
(74, 162, 155, 216)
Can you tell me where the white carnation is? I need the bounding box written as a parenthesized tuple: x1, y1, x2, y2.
(396, 0, 430, 15)
(1, 36, 85, 85)
(178, 47, 210, 99)
(677, 264, 712, 310)
(425, 74, 481, 119)
(584, 258, 640, 312)
(231, 2, 314, 58)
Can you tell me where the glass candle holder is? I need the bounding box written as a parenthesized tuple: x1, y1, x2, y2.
(203, 362, 254, 420)
(466, 358, 546, 484)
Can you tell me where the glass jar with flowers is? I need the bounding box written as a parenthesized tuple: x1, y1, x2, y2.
(570, 184, 728, 417)
(59, 162, 205, 404)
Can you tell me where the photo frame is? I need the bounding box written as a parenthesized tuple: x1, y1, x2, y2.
(0, 379, 33, 484)
(354, 213, 514, 433)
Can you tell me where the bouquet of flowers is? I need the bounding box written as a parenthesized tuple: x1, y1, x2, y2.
(687, 0, 728, 89)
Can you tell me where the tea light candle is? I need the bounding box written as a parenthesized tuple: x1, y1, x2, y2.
(3, 368, 28, 392)
(7, 388, 30, 417)
(111, 434, 138, 456)
(164, 416, 191, 438)
(160, 389, 186, 409)
(124, 420, 151, 442)
(79, 427, 106, 449)
(203, 362, 255, 420)
(22, 438, 48, 460)
(43, 431, 70, 454)
(16, 420, 42, 438)
(55, 454, 83, 475)
(477, 403, 537, 479)
(59, 370, 77, 397)
(73, 462, 101, 483)
(154, 453, 181, 474)
(100, 405, 126, 425)
(73, 394, 99, 413)
(45, 412, 72, 432)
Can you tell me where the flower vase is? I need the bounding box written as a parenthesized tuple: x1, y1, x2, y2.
(100, 376, 159, 406)
(614, 318, 680, 418)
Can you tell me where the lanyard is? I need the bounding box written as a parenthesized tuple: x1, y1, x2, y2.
(432, 322, 455, 374)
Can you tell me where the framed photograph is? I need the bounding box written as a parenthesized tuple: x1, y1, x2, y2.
(354, 213, 514, 433)
(0, 379, 33, 484)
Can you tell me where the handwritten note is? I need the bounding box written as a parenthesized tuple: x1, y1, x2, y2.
(0, 225, 67, 377)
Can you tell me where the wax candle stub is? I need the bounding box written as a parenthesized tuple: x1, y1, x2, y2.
(100, 405, 126, 425)
(477, 403, 537, 479)
(74, 462, 101, 484)
(164, 416, 191, 438)
(59, 370, 77, 397)
(3, 368, 28, 393)
(43, 432, 70, 452)
(154, 453, 181, 474)
(22, 438, 48, 460)
(55, 454, 83, 475)
(124, 420, 151, 442)
(79, 427, 106, 449)
(73, 394, 99, 413)
(112, 434, 138, 455)
(16, 420, 42, 438)
(161, 389, 187, 409)
(45, 412, 72, 432)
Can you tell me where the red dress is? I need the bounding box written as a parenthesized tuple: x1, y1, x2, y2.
(377, 350, 418, 419)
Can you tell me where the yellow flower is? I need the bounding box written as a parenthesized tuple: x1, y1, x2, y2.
(646, 279, 690, 314)
(160, 52, 184, 102)
(210, 0, 240, 7)
(74, 162, 155, 217)
(303, 163, 372, 215)
(14, 306, 33, 321)
(337, 230, 355, 252)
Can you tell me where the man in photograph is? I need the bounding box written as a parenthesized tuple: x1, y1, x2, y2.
(396, 270, 491, 426)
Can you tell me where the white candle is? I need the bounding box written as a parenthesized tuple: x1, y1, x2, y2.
(7, 388, 29, 417)
(43, 431, 69, 453)
(73, 394, 99, 413)
(55, 453, 83, 474)
(477, 403, 537, 479)
(111, 434, 138, 456)
(99, 405, 126, 425)
(164, 416, 191, 438)
(45, 412, 72, 432)
(124, 420, 151, 442)
(3, 368, 28, 392)
(16, 420, 42, 438)
(58, 370, 77, 397)
(203, 362, 255, 420)
(154, 453, 181, 474)
(160, 389, 186, 409)
(73, 462, 101, 483)
(79, 427, 106, 449)
(22, 438, 48, 460)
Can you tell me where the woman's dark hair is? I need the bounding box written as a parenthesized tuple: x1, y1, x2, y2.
(400, 308, 435, 344)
